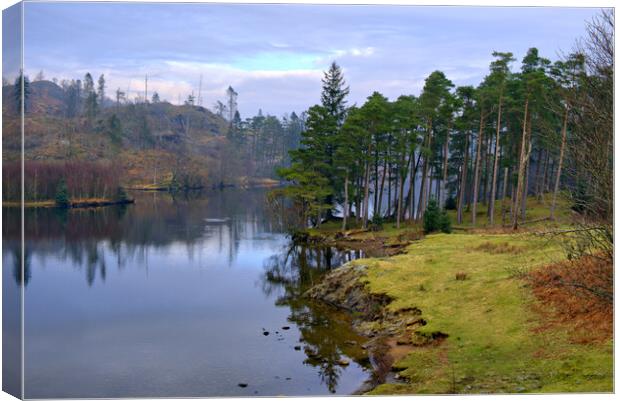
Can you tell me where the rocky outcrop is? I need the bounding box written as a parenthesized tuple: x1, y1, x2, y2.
(306, 262, 434, 391)
(306, 263, 427, 338)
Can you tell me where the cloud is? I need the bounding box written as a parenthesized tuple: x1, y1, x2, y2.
(333, 47, 376, 58)
(21, 2, 600, 116)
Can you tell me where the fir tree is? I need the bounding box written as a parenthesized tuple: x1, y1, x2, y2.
(321, 61, 350, 126)
(14, 72, 30, 114)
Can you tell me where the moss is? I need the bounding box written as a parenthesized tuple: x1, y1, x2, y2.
(354, 233, 611, 394)
(447, 194, 573, 230)
(309, 197, 611, 394)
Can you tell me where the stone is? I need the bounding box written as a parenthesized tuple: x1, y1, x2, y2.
(337, 358, 351, 366)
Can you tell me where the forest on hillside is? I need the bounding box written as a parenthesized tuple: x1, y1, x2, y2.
(276, 11, 613, 233)
(2, 73, 304, 202)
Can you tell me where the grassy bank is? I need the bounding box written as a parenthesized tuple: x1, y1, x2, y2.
(308, 198, 612, 394)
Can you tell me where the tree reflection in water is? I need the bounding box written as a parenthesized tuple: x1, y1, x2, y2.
(261, 243, 370, 393)
(2, 189, 276, 286)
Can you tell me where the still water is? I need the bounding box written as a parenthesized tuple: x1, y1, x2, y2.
(3, 189, 372, 398)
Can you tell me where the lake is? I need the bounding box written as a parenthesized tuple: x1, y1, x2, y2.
(2, 188, 373, 398)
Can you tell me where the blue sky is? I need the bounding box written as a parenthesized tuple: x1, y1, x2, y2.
(11, 2, 603, 117)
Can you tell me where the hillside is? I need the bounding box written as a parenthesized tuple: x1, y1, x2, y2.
(2, 80, 258, 189)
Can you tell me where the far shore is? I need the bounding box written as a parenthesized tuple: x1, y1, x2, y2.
(125, 177, 283, 192)
(3, 198, 135, 209)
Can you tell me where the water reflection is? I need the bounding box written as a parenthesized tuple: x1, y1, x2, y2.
(261, 244, 368, 393)
(3, 189, 279, 286)
(4, 189, 372, 397)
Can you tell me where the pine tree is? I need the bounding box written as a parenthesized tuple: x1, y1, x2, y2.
(83, 73, 98, 123)
(416, 71, 454, 221)
(14, 72, 30, 114)
(55, 179, 70, 208)
(487, 52, 515, 225)
(97, 74, 106, 106)
(321, 61, 350, 126)
(226, 86, 238, 121)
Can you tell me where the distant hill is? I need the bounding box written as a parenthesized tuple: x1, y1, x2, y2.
(2, 80, 250, 188)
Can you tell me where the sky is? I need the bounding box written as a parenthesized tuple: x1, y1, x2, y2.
(6, 2, 604, 117)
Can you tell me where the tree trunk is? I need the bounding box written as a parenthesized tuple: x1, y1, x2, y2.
(550, 107, 568, 220)
(417, 121, 433, 221)
(397, 154, 412, 228)
(512, 98, 529, 230)
(471, 110, 485, 226)
(440, 126, 450, 208)
(396, 164, 407, 228)
(521, 118, 533, 222)
(387, 161, 392, 217)
(541, 150, 550, 195)
(363, 156, 371, 228)
(547, 158, 555, 193)
(435, 167, 440, 202)
(500, 167, 509, 226)
(408, 150, 418, 221)
(342, 171, 349, 231)
(373, 148, 379, 216)
(488, 96, 502, 225)
(481, 133, 490, 206)
(534, 147, 543, 203)
(355, 173, 361, 222)
(457, 131, 470, 224)
(521, 141, 531, 221)
(377, 157, 387, 217)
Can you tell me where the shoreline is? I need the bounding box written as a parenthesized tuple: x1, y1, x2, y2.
(300, 216, 612, 394)
(3, 198, 135, 209)
(125, 179, 283, 192)
(299, 228, 427, 394)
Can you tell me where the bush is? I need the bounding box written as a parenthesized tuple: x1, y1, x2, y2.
(370, 214, 384, 231)
(54, 179, 70, 208)
(424, 199, 451, 234)
(439, 210, 452, 233)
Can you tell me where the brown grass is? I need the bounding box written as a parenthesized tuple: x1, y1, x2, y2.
(455, 272, 468, 281)
(528, 256, 612, 343)
(475, 241, 525, 254)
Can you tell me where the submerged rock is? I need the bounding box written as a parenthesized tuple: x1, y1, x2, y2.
(238, 383, 248, 388)
(337, 358, 351, 366)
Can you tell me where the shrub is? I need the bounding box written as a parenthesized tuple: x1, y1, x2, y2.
(370, 214, 384, 231)
(54, 179, 70, 208)
(423, 199, 451, 234)
(439, 210, 452, 233)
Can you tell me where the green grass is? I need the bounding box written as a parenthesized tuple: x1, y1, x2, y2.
(308, 196, 611, 393)
(354, 233, 612, 394)
(447, 193, 573, 230)
(310, 194, 573, 238)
